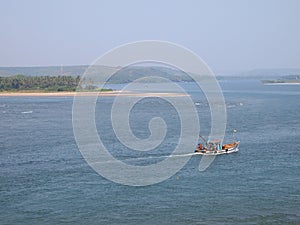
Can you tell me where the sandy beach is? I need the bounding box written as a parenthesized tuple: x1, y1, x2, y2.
(262, 82, 300, 85)
(0, 91, 189, 97)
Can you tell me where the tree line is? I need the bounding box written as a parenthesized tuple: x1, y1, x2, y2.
(0, 75, 81, 92)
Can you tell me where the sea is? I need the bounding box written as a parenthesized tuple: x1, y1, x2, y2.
(1, 79, 299, 224)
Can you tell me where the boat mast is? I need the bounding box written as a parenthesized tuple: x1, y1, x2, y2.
(199, 134, 208, 145)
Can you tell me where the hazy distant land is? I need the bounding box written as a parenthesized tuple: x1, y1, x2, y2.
(1, 66, 300, 92)
(262, 75, 300, 85)
(1, 65, 300, 80)
(0, 67, 192, 97)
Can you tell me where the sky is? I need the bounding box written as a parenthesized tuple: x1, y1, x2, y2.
(0, 0, 299, 74)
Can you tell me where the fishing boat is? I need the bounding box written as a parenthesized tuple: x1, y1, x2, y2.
(195, 131, 239, 155)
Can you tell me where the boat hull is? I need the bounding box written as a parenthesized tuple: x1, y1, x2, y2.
(195, 142, 239, 155)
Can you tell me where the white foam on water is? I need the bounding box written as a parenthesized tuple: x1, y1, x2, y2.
(21, 111, 33, 114)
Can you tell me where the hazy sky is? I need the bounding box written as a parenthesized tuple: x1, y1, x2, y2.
(0, 0, 299, 73)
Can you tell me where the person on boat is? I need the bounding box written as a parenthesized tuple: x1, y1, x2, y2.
(197, 143, 203, 150)
(195, 143, 205, 153)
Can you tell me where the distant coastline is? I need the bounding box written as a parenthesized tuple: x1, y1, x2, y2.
(262, 80, 300, 85)
(262, 82, 300, 85)
(0, 91, 188, 97)
(262, 75, 300, 85)
(0, 91, 114, 97)
(0, 74, 189, 97)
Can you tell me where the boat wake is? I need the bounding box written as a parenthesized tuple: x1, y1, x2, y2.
(89, 152, 200, 166)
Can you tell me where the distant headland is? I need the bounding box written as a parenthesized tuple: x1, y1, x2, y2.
(262, 75, 300, 85)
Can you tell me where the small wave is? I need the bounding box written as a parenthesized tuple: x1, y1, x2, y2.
(21, 111, 33, 114)
(227, 105, 236, 108)
(226, 102, 244, 108)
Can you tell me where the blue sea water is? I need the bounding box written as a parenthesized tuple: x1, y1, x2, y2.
(0, 80, 300, 224)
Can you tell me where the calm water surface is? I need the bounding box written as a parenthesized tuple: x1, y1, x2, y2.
(0, 80, 299, 224)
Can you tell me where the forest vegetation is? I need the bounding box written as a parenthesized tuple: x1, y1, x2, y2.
(0, 75, 112, 92)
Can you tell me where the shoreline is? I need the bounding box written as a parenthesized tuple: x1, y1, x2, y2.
(262, 82, 300, 85)
(0, 91, 189, 97)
